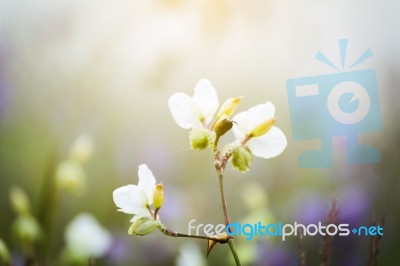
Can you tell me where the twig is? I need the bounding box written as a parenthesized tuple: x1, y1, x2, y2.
(298, 233, 306, 266)
(367, 212, 385, 266)
(159, 226, 229, 243)
(320, 197, 338, 266)
(213, 141, 241, 266)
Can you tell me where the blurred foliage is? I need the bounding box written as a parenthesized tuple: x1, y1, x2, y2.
(0, 0, 399, 265)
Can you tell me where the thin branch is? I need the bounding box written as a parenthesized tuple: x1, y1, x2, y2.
(298, 233, 306, 266)
(368, 212, 385, 266)
(228, 239, 241, 266)
(320, 197, 338, 266)
(213, 145, 241, 266)
(159, 226, 229, 243)
(218, 172, 230, 227)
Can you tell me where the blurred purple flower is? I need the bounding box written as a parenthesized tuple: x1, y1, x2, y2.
(256, 242, 297, 266)
(296, 193, 329, 225)
(105, 236, 131, 264)
(338, 186, 369, 227)
(295, 186, 369, 228)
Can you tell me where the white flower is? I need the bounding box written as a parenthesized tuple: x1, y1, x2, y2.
(168, 79, 219, 129)
(65, 213, 112, 259)
(232, 101, 287, 159)
(112, 164, 156, 217)
(176, 243, 206, 266)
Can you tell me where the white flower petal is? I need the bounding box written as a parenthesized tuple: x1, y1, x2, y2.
(233, 101, 277, 138)
(65, 213, 112, 258)
(246, 102, 275, 132)
(247, 126, 287, 159)
(193, 79, 219, 125)
(168, 93, 201, 129)
(232, 110, 251, 137)
(113, 185, 148, 214)
(137, 164, 156, 205)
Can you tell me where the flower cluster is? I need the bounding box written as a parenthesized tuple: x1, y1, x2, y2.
(113, 79, 287, 237)
(113, 164, 163, 235)
(169, 79, 287, 171)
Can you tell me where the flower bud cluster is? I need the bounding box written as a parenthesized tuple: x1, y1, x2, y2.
(169, 79, 287, 172)
(113, 164, 164, 236)
(56, 134, 94, 194)
(112, 79, 288, 241)
(9, 187, 41, 250)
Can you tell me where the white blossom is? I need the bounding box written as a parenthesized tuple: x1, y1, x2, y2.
(113, 164, 156, 217)
(65, 213, 112, 259)
(232, 101, 287, 159)
(168, 79, 219, 129)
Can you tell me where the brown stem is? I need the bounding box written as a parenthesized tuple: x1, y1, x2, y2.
(211, 134, 241, 265)
(217, 171, 230, 227)
(241, 135, 252, 146)
(159, 226, 229, 243)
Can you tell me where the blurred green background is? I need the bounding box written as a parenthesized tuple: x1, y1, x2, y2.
(0, 0, 399, 265)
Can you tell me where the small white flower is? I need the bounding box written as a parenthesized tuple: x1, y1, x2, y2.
(232, 101, 287, 159)
(112, 164, 156, 217)
(65, 213, 112, 259)
(176, 243, 206, 266)
(168, 79, 219, 129)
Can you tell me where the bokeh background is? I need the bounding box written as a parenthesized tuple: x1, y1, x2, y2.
(1, 0, 399, 265)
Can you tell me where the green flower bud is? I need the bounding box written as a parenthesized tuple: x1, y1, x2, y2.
(69, 134, 94, 165)
(0, 238, 10, 264)
(128, 216, 160, 236)
(13, 215, 41, 245)
(10, 187, 30, 216)
(214, 115, 233, 138)
(153, 183, 164, 211)
(189, 129, 210, 150)
(216, 97, 242, 119)
(56, 161, 86, 194)
(250, 118, 275, 137)
(231, 146, 253, 172)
